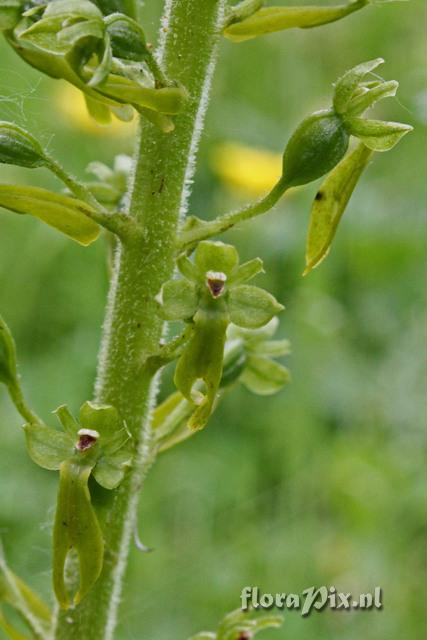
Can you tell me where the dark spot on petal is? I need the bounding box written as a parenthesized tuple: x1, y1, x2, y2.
(315, 191, 324, 201)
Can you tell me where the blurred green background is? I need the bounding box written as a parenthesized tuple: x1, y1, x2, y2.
(1, 1, 426, 638)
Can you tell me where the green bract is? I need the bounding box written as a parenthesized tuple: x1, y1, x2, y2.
(0, 185, 100, 245)
(305, 142, 373, 274)
(157, 242, 283, 430)
(224, 1, 370, 42)
(24, 401, 133, 608)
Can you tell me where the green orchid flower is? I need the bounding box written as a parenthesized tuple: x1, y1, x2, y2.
(157, 241, 284, 430)
(24, 401, 133, 608)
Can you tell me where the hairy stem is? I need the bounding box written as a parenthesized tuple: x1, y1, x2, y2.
(53, 1, 225, 639)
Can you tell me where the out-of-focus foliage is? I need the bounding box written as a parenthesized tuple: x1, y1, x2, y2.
(0, 0, 426, 639)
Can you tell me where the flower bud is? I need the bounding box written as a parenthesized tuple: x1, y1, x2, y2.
(0, 122, 47, 168)
(282, 110, 349, 188)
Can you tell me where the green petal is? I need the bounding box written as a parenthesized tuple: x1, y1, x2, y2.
(305, 142, 373, 274)
(53, 461, 104, 608)
(157, 279, 198, 321)
(98, 75, 187, 115)
(228, 285, 283, 329)
(194, 241, 239, 277)
(346, 80, 398, 116)
(228, 257, 264, 286)
(346, 117, 413, 151)
(0, 0, 21, 30)
(0, 185, 100, 245)
(241, 355, 290, 395)
(24, 423, 75, 470)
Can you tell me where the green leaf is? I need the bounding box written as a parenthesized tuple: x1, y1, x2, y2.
(0, 612, 28, 640)
(0, 122, 47, 169)
(0, 0, 22, 31)
(333, 58, 384, 114)
(194, 241, 239, 277)
(345, 117, 413, 151)
(305, 142, 373, 273)
(223, 1, 368, 42)
(157, 279, 198, 321)
(0, 314, 17, 387)
(241, 355, 290, 395)
(0, 185, 100, 245)
(282, 109, 349, 188)
(24, 423, 75, 470)
(53, 461, 104, 608)
(228, 285, 283, 329)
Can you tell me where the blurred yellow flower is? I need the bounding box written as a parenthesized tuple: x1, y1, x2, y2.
(211, 142, 282, 197)
(54, 83, 137, 136)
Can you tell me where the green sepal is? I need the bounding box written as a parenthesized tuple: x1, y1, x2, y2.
(345, 117, 413, 151)
(174, 309, 228, 430)
(157, 279, 198, 321)
(305, 142, 373, 273)
(105, 13, 148, 61)
(53, 460, 104, 609)
(241, 355, 290, 395)
(0, 0, 22, 31)
(223, 1, 369, 42)
(0, 122, 47, 169)
(282, 109, 349, 188)
(333, 58, 384, 115)
(228, 284, 283, 329)
(0, 542, 51, 638)
(86, 34, 112, 87)
(0, 185, 100, 245)
(194, 241, 239, 277)
(24, 423, 75, 470)
(0, 314, 17, 387)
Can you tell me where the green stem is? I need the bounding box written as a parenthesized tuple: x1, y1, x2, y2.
(178, 176, 288, 249)
(7, 382, 41, 425)
(53, 1, 225, 639)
